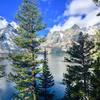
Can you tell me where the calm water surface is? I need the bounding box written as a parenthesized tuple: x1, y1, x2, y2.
(48, 53, 66, 99)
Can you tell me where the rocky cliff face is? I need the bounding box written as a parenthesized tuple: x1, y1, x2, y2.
(0, 17, 18, 54)
(43, 24, 81, 53)
(43, 24, 99, 53)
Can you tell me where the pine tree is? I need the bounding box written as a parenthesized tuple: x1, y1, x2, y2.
(0, 65, 5, 78)
(38, 49, 54, 100)
(95, 30, 100, 49)
(63, 33, 94, 100)
(90, 57, 100, 100)
(89, 30, 100, 100)
(0, 50, 7, 78)
(9, 0, 45, 100)
(0, 56, 5, 78)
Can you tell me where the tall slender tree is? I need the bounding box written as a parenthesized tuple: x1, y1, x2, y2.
(63, 32, 94, 100)
(38, 49, 54, 100)
(89, 30, 100, 100)
(9, 0, 45, 99)
(90, 57, 100, 100)
(0, 65, 5, 78)
(0, 50, 7, 78)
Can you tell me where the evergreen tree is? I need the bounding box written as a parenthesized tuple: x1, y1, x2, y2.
(38, 49, 54, 100)
(9, 0, 45, 100)
(95, 30, 100, 49)
(0, 51, 7, 78)
(89, 30, 100, 100)
(63, 33, 94, 100)
(90, 57, 100, 100)
(0, 65, 5, 78)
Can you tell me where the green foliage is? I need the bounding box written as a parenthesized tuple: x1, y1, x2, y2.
(16, 0, 45, 33)
(89, 30, 100, 100)
(39, 37, 46, 43)
(95, 30, 100, 49)
(9, 0, 45, 99)
(0, 65, 5, 78)
(38, 50, 54, 100)
(63, 33, 94, 100)
(90, 57, 100, 100)
(9, 52, 35, 99)
(0, 57, 6, 78)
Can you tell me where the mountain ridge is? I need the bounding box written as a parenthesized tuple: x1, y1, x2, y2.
(0, 16, 99, 54)
(42, 23, 100, 53)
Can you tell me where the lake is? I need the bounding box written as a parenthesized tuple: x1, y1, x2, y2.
(48, 53, 66, 99)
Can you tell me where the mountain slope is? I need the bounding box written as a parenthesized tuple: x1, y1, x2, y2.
(44, 24, 99, 53)
(0, 17, 19, 53)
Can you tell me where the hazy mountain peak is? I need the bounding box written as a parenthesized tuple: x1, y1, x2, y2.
(71, 24, 80, 30)
(44, 22, 99, 53)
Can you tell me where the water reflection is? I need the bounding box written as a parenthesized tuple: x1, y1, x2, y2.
(0, 78, 16, 100)
(48, 53, 66, 99)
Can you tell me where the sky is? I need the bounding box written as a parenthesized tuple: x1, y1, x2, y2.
(0, 0, 100, 36)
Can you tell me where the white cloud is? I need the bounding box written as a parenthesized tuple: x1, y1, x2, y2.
(50, 0, 100, 33)
(64, 0, 98, 16)
(81, 8, 100, 27)
(50, 16, 82, 32)
(50, 24, 62, 33)
(62, 16, 82, 30)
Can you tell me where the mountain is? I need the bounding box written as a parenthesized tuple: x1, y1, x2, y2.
(0, 17, 19, 55)
(0, 17, 99, 58)
(42, 24, 81, 53)
(0, 16, 20, 76)
(81, 23, 100, 35)
(43, 24, 99, 53)
(0, 16, 18, 99)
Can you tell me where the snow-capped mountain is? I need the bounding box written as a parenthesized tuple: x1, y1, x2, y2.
(0, 16, 8, 29)
(42, 24, 80, 53)
(0, 16, 99, 57)
(0, 16, 18, 54)
(44, 24, 99, 53)
(0, 16, 19, 76)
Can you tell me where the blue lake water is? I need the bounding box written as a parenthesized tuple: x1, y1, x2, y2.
(48, 53, 66, 99)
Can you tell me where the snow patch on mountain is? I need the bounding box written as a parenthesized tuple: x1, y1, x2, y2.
(0, 16, 8, 29)
(44, 23, 100, 53)
(10, 21, 18, 29)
